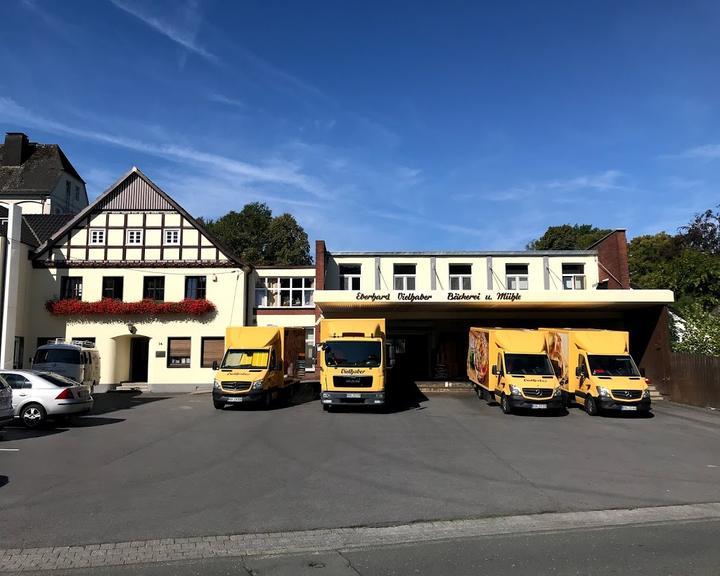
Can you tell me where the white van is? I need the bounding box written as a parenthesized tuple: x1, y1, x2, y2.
(32, 340, 101, 392)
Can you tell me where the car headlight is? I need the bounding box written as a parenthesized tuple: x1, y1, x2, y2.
(213, 380, 221, 389)
(598, 387, 611, 397)
(252, 380, 263, 390)
(510, 384, 522, 396)
(553, 387, 562, 396)
(642, 388, 650, 399)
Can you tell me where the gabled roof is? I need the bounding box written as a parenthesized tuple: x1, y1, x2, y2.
(32, 166, 250, 269)
(0, 207, 74, 247)
(0, 142, 84, 197)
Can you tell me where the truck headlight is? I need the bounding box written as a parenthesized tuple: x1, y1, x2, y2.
(598, 387, 611, 397)
(252, 380, 263, 390)
(510, 384, 522, 396)
(642, 388, 650, 399)
(213, 380, 221, 389)
(553, 387, 562, 397)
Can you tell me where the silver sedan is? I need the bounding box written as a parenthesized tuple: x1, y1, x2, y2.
(1, 370, 93, 429)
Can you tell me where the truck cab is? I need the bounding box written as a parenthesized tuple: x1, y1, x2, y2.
(319, 319, 389, 410)
(541, 329, 651, 415)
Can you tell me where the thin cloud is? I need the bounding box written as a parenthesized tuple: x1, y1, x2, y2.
(672, 144, 720, 160)
(108, 0, 218, 63)
(208, 93, 245, 109)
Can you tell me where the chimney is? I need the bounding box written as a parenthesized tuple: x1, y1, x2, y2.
(3, 132, 30, 166)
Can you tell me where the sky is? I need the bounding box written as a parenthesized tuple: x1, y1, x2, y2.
(1, 0, 719, 251)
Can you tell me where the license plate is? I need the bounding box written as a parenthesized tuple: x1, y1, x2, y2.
(621, 405, 637, 411)
(346, 393, 361, 399)
(226, 397, 245, 403)
(531, 404, 547, 409)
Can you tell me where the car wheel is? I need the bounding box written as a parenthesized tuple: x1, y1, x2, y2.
(20, 403, 46, 429)
(213, 400, 225, 410)
(585, 395, 599, 416)
(501, 394, 512, 415)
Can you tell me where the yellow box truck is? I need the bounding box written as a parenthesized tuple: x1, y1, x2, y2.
(212, 326, 305, 409)
(541, 328, 650, 415)
(318, 318, 389, 410)
(467, 328, 564, 414)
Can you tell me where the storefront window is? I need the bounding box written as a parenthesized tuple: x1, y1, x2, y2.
(393, 264, 416, 291)
(255, 277, 314, 308)
(505, 264, 529, 290)
(562, 263, 586, 290)
(449, 264, 472, 291)
(339, 264, 361, 290)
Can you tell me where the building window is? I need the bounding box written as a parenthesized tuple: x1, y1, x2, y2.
(89, 228, 106, 245)
(75, 185, 80, 201)
(185, 276, 207, 299)
(60, 276, 83, 300)
(449, 264, 472, 291)
(339, 264, 361, 290)
(562, 263, 586, 290)
(102, 277, 124, 300)
(164, 229, 180, 245)
(393, 264, 416, 291)
(505, 264, 529, 290)
(201, 337, 224, 368)
(143, 276, 165, 301)
(126, 229, 143, 245)
(305, 327, 315, 372)
(167, 337, 191, 368)
(255, 277, 314, 307)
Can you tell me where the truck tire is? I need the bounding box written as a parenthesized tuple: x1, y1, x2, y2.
(263, 391, 272, 409)
(213, 400, 225, 410)
(322, 404, 333, 412)
(500, 394, 512, 415)
(585, 395, 599, 416)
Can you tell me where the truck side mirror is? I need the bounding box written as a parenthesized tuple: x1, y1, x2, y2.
(212, 360, 218, 371)
(575, 366, 583, 377)
(491, 365, 498, 376)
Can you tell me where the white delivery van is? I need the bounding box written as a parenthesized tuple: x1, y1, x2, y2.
(32, 340, 101, 392)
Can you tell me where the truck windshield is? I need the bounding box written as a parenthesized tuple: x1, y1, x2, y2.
(324, 341, 381, 368)
(221, 349, 269, 369)
(504, 354, 554, 376)
(588, 355, 640, 377)
(33, 349, 81, 364)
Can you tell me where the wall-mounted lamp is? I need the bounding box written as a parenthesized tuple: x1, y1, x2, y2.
(127, 322, 137, 335)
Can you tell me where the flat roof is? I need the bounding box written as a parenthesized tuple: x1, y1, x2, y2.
(329, 250, 597, 257)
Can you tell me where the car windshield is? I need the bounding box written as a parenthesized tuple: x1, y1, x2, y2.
(33, 348, 81, 364)
(588, 355, 640, 377)
(324, 341, 381, 368)
(36, 372, 79, 387)
(221, 349, 269, 369)
(504, 353, 554, 376)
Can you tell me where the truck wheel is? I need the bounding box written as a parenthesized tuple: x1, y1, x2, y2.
(475, 386, 484, 401)
(500, 394, 512, 415)
(585, 395, 599, 416)
(213, 400, 225, 410)
(322, 404, 332, 412)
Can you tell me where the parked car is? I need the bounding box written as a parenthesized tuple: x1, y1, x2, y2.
(32, 340, 101, 392)
(0, 375, 13, 431)
(1, 370, 93, 429)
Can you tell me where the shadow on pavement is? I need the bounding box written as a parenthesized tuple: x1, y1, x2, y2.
(90, 392, 173, 416)
(0, 475, 8, 489)
(325, 381, 429, 414)
(0, 426, 67, 442)
(599, 409, 655, 419)
(221, 381, 320, 412)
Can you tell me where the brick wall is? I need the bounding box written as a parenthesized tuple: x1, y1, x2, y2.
(592, 230, 630, 289)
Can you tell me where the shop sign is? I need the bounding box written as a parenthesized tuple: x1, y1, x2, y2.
(355, 291, 522, 303)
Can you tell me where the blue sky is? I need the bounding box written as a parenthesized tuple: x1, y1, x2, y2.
(1, 0, 719, 251)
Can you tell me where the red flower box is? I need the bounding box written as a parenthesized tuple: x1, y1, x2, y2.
(46, 298, 216, 316)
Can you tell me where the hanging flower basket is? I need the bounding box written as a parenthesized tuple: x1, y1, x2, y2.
(46, 298, 216, 317)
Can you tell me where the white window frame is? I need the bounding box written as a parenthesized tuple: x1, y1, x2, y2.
(164, 228, 181, 245)
(449, 264, 472, 291)
(339, 264, 361, 290)
(255, 277, 315, 308)
(126, 229, 143, 245)
(506, 275, 529, 290)
(562, 263, 586, 290)
(89, 228, 105, 246)
(393, 264, 416, 291)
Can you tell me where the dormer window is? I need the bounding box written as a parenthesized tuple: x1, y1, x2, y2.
(562, 263, 586, 290)
(126, 229, 143, 245)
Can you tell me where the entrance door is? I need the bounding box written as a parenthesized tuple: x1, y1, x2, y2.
(129, 338, 149, 382)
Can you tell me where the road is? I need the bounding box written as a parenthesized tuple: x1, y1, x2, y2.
(0, 387, 718, 566)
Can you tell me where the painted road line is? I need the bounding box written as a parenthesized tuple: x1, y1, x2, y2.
(1, 503, 720, 572)
(0, 448, 19, 452)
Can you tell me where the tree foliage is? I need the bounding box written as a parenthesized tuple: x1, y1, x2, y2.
(526, 224, 612, 250)
(679, 205, 720, 255)
(672, 302, 720, 356)
(203, 202, 312, 266)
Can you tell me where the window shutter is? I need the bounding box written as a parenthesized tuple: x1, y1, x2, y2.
(169, 338, 191, 357)
(202, 338, 224, 367)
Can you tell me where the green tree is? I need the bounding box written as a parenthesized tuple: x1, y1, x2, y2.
(672, 302, 720, 356)
(203, 202, 312, 266)
(526, 224, 612, 250)
(267, 213, 312, 266)
(679, 205, 720, 255)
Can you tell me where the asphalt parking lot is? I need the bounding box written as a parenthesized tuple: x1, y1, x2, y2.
(1, 386, 719, 550)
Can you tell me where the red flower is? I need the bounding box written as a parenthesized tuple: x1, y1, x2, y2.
(46, 299, 216, 317)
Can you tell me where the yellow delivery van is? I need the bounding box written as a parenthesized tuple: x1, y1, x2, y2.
(541, 328, 650, 415)
(467, 328, 564, 414)
(212, 326, 305, 409)
(318, 318, 391, 410)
